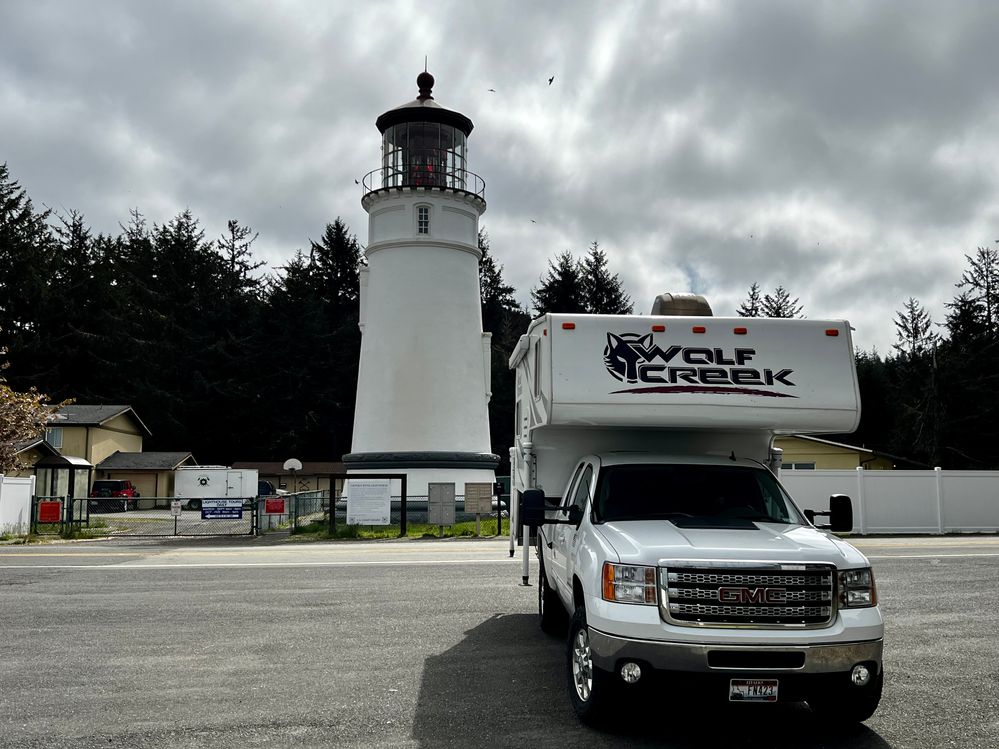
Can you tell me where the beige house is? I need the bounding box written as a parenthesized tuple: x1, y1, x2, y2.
(46, 405, 151, 466)
(775, 435, 898, 470)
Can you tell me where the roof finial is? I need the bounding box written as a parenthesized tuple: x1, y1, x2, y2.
(417, 65, 435, 101)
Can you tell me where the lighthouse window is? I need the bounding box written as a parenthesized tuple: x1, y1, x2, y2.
(417, 205, 430, 234)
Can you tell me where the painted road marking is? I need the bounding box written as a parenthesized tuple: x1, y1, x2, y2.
(0, 558, 519, 570)
(3, 552, 999, 570)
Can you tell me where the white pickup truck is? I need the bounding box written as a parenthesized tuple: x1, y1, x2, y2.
(509, 301, 883, 725)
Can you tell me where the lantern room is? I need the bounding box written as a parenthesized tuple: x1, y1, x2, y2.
(365, 71, 483, 196)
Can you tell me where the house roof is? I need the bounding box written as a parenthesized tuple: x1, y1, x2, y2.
(97, 451, 195, 470)
(784, 435, 931, 468)
(13, 438, 60, 457)
(50, 405, 152, 437)
(232, 461, 346, 474)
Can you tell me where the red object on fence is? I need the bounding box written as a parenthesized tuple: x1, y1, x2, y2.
(265, 498, 286, 515)
(38, 500, 62, 524)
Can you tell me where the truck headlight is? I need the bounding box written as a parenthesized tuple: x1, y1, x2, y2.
(839, 568, 877, 608)
(602, 563, 657, 605)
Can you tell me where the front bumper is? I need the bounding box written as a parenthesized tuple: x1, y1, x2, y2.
(589, 629, 883, 676)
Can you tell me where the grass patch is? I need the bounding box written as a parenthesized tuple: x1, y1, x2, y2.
(289, 518, 510, 541)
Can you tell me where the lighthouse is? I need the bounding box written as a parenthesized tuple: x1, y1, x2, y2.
(344, 71, 498, 497)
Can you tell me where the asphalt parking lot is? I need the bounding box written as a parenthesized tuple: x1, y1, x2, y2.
(0, 536, 996, 748)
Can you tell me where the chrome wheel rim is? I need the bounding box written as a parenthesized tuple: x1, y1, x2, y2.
(572, 626, 593, 701)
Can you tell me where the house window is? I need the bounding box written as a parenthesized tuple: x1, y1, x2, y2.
(46, 427, 63, 449)
(417, 205, 430, 234)
(786, 462, 816, 470)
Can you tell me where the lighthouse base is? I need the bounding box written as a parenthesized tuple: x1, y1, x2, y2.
(343, 451, 499, 499)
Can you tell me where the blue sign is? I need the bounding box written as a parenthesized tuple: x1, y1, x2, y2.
(201, 499, 244, 520)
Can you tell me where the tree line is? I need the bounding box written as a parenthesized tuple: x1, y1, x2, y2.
(733, 250, 999, 469)
(0, 164, 630, 472)
(4, 159, 998, 471)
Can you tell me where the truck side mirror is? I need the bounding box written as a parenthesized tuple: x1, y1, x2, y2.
(521, 489, 547, 527)
(567, 505, 584, 526)
(829, 494, 853, 533)
(804, 509, 816, 525)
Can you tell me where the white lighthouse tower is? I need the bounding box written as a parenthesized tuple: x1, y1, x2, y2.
(345, 71, 498, 497)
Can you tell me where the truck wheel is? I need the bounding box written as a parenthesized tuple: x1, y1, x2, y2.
(538, 558, 567, 636)
(567, 607, 613, 725)
(809, 667, 883, 723)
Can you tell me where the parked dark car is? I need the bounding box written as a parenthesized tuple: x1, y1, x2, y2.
(88, 480, 140, 512)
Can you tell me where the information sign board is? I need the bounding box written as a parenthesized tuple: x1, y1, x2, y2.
(201, 498, 243, 520)
(170, 500, 182, 517)
(347, 479, 391, 525)
(463, 483, 493, 514)
(38, 500, 62, 524)
(265, 497, 287, 515)
(428, 482, 456, 525)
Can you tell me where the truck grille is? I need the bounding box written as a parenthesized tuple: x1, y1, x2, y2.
(660, 564, 835, 628)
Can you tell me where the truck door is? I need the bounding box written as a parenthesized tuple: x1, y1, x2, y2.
(554, 462, 594, 601)
(549, 463, 584, 594)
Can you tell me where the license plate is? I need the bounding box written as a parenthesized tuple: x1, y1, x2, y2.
(729, 678, 778, 702)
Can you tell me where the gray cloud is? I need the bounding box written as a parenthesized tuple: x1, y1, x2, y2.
(3, 0, 999, 354)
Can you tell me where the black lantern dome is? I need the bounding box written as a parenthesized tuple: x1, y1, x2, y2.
(363, 72, 483, 197)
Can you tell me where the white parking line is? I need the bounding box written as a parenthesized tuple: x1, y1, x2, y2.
(0, 558, 521, 570)
(867, 552, 999, 559)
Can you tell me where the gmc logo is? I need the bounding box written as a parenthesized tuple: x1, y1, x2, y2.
(718, 587, 787, 604)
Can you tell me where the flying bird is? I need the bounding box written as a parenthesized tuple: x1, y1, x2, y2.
(548, 75, 555, 85)
(354, 179, 359, 185)
(488, 88, 496, 92)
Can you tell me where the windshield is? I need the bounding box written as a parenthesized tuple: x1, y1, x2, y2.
(594, 464, 803, 525)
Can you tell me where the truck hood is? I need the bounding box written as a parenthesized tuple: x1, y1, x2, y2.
(595, 520, 869, 568)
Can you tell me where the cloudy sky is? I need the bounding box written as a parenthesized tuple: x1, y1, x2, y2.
(3, 0, 998, 354)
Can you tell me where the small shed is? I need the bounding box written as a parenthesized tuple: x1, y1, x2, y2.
(95, 451, 197, 501)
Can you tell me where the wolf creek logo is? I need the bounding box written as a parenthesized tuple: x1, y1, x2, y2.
(603, 332, 797, 397)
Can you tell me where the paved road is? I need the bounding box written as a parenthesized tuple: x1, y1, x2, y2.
(0, 536, 997, 748)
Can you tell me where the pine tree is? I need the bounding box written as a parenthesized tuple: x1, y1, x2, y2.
(956, 246, 999, 337)
(761, 286, 804, 318)
(737, 283, 763, 317)
(892, 298, 938, 359)
(0, 163, 56, 384)
(308, 218, 363, 316)
(580, 241, 632, 314)
(478, 230, 529, 473)
(531, 251, 585, 315)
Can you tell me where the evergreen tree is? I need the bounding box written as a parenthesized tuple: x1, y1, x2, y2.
(531, 251, 585, 315)
(478, 230, 529, 474)
(737, 283, 763, 317)
(580, 241, 632, 314)
(761, 286, 804, 318)
(0, 163, 55, 383)
(892, 298, 938, 359)
(308, 219, 363, 316)
(956, 246, 999, 338)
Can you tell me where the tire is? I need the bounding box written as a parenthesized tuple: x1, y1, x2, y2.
(567, 606, 614, 725)
(809, 667, 883, 723)
(538, 557, 568, 636)
(120, 499, 129, 512)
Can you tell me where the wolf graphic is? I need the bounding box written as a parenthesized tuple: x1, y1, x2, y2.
(603, 333, 654, 383)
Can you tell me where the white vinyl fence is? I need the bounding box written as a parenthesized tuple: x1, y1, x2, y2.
(781, 468, 999, 535)
(0, 475, 36, 535)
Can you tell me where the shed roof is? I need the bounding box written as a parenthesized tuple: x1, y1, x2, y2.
(97, 451, 195, 470)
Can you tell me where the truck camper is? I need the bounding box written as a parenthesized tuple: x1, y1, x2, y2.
(510, 298, 883, 725)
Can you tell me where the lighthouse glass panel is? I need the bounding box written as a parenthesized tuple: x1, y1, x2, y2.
(380, 122, 467, 190)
